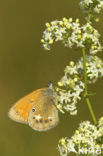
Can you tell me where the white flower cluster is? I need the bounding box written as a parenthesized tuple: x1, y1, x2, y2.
(78, 55, 103, 83)
(56, 75, 84, 115)
(56, 55, 103, 114)
(41, 18, 102, 54)
(58, 119, 103, 156)
(79, 0, 103, 17)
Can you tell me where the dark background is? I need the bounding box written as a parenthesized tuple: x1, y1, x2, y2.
(0, 0, 103, 156)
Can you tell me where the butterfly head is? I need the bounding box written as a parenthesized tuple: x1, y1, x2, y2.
(45, 81, 56, 97)
(47, 81, 53, 89)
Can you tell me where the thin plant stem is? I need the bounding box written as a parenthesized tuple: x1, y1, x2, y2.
(86, 97, 97, 125)
(82, 48, 97, 125)
(88, 16, 90, 22)
(82, 48, 87, 95)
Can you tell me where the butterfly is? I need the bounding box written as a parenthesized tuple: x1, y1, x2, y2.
(8, 82, 59, 131)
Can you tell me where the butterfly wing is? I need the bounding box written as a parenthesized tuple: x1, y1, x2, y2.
(28, 88, 59, 131)
(8, 88, 46, 123)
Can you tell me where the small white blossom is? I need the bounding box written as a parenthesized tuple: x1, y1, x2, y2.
(43, 31, 52, 41)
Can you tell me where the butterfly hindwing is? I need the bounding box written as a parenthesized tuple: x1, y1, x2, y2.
(28, 88, 59, 131)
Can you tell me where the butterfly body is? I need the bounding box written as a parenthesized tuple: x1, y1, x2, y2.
(8, 83, 59, 131)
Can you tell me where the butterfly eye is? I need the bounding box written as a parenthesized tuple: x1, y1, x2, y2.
(32, 108, 35, 112)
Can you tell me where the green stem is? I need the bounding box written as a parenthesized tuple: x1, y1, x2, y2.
(82, 48, 97, 125)
(82, 48, 87, 95)
(86, 97, 97, 125)
(88, 14, 91, 23)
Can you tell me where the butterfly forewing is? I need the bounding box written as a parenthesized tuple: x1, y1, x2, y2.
(8, 88, 46, 123)
(28, 88, 59, 131)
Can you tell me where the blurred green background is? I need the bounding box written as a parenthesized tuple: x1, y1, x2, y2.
(0, 0, 103, 156)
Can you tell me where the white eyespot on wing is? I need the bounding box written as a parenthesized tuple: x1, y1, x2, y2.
(35, 114, 41, 120)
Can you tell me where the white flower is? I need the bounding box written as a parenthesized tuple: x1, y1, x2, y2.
(65, 66, 78, 75)
(94, 6, 101, 13)
(43, 31, 52, 41)
(55, 27, 66, 41)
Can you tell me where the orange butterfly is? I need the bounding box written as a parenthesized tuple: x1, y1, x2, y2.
(8, 82, 59, 131)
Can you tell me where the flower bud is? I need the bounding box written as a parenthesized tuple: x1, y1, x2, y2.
(69, 18, 73, 22)
(58, 82, 63, 87)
